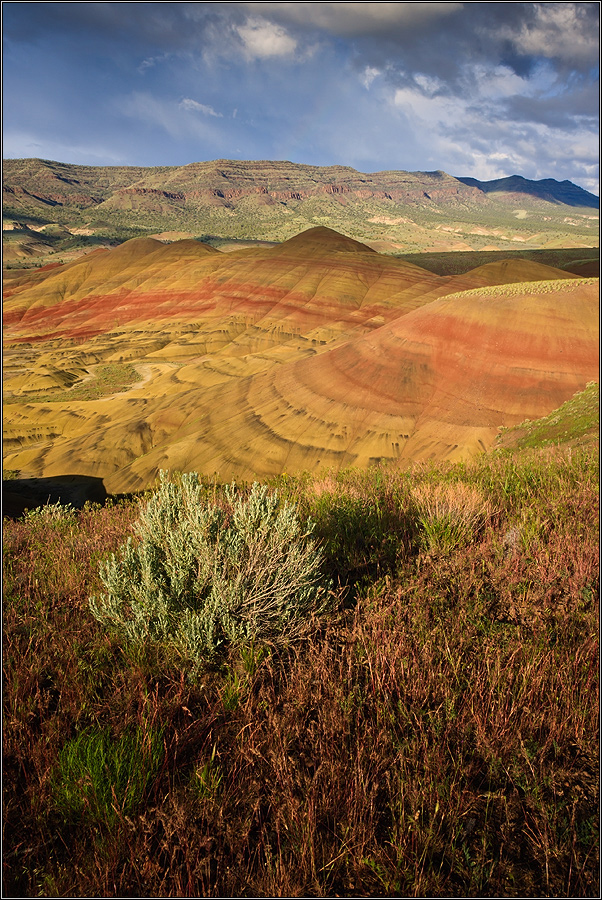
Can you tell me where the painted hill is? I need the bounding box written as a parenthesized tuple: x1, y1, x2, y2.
(3, 158, 598, 264)
(3, 227, 598, 494)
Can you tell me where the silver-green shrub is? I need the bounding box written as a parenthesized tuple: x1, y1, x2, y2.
(90, 472, 331, 667)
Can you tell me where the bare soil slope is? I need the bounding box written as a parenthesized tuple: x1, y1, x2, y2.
(3, 228, 598, 492)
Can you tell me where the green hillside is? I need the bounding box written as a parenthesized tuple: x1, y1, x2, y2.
(496, 382, 599, 451)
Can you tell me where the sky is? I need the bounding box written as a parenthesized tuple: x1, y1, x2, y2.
(2, 2, 600, 192)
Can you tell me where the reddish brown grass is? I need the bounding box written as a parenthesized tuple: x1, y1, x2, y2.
(3, 447, 598, 897)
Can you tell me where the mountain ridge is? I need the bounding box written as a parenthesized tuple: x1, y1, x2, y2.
(5, 157, 597, 210)
(3, 158, 598, 261)
(456, 174, 599, 208)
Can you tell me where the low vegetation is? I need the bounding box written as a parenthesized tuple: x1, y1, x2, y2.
(5, 363, 140, 404)
(3, 425, 598, 896)
(90, 474, 332, 668)
(497, 382, 599, 451)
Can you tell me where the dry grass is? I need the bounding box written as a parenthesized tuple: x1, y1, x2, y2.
(2, 446, 599, 897)
(411, 480, 493, 554)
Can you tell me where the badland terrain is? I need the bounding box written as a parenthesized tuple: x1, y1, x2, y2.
(2, 155, 599, 502)
(3, 160, 598, 502)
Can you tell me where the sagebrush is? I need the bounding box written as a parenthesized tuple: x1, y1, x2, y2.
(90, 472, 332, 666)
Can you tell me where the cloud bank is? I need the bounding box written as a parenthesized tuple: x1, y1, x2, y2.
(2, 2, 599, 191)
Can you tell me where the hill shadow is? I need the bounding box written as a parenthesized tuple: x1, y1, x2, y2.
(2, 474, 108, 519)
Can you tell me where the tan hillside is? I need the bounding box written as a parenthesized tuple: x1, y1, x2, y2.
(3, 228, 598, 493)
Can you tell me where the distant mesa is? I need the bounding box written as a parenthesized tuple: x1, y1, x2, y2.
(3, 225, 598, 493)
(2, 158, 598, 262)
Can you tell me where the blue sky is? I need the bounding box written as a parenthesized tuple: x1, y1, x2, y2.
(2, 2, 599, 192)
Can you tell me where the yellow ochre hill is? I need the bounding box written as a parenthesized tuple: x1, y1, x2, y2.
(3, 227, 598, 493)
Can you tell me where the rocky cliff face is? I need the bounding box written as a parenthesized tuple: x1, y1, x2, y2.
(1, 158, 545, 213)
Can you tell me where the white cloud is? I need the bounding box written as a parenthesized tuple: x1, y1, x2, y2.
(137, 52, 172, 74)
(236, 17, 297, 60)
(361, 66, 380, 89)
(116, 91, 224, 143)
(469, 65, 530, 101)
(413, 73, 443, 96)
(179, 98, 222, 117)
(390, 78, 599, 190)
(392, 83, 464, 130)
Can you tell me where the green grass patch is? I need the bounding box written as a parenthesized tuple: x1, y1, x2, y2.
(7, 363, 140, 404)
(52, 724, 164, 825)
(497, 382, 599, 450)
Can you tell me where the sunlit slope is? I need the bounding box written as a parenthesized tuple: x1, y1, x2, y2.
(2, 228, 460, 369)
(4, 231, 577, 363)
(4, 266, 597, 492)
(496, 381, 599, 451)
(93, 277, 596, 491)
(3, 238, 222, 334)
(2, 228, 451, 421)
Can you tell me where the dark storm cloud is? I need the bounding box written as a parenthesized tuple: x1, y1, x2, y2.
(9, 3, 597, 78)
(502, 79, 600, 130)
(243, 2, 600, 77)
(238, 2, 600, 138)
